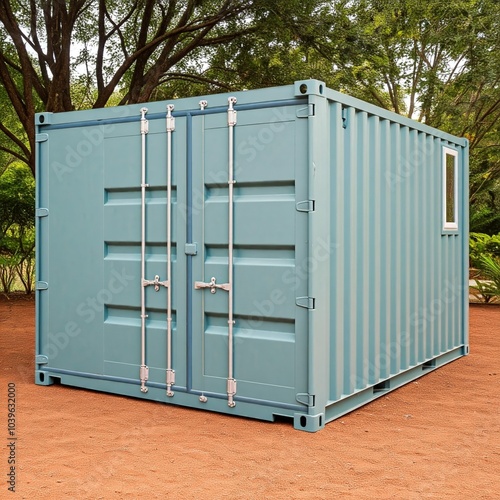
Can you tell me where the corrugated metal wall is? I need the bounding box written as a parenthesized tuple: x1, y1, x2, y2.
(326, 97, 468, 402)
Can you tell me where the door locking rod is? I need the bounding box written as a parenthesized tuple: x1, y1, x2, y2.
(165, 104, 175, 397)
(139, 107, 149, 393)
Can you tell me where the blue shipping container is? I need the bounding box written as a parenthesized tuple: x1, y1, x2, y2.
(35, 80, 469, 431)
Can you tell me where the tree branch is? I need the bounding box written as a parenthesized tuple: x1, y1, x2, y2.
(159, 72, 235, 91)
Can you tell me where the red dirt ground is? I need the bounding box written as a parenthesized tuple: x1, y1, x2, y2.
(0, 296, 499, 499)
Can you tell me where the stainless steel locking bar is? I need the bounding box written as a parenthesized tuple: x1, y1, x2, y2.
(165, 104, 175, 396)
(193, 98, 237, 407)
(139, 107, 149, 393)
(226, 97, 237, 407)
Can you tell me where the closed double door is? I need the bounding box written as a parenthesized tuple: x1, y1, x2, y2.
(102, 100, 310, 408)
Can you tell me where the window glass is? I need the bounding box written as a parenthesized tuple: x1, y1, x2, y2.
(443, 147, 458, 231)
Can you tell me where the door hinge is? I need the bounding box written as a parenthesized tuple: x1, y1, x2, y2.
(342, 106, 348, 129)
(296, 104, 315, 118)
(296, 393, 315, 407)
(296, 296, 315, 309)
(36, 208, 49, 218)
(36, 133, 49, 143)
(296, 200, 315, 213)
(36, 281, 49, 291)
(36, 355, 48, 365)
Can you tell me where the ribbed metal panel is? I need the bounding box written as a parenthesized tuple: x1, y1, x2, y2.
(326, 97, 467, 402)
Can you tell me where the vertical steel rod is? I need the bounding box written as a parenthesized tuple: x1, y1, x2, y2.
(166, 105, 175, 396)
(227, 97, 237, 407)
(140, 107, 149, 393)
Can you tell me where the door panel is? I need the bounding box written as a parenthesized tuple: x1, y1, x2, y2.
(191, 105, 309, 405)
(101, 118, 186, 387)
(97, 103, 309, 405)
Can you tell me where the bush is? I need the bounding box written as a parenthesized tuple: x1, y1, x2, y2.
(472, 254, 500, 302)
(0, 163, 35, 294)
(469, 232, 500, 267)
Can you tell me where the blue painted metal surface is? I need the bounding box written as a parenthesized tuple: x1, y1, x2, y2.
(35, 80, 469, 431)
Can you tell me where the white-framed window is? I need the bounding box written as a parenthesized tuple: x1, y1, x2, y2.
(442, 146, 458, 231)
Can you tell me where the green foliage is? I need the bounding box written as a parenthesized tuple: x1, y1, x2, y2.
(0, 163, 34, 234)
(471, 254, 500, 301)
(470, 203, 500, 235)
(470, 232, 500, 302)
(290, 0, 500, 235)
(0, 163, 35, 293)
(469, 232, 500, 266)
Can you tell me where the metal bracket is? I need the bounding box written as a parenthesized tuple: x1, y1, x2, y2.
(227, 378, 237, 408)
(199, 100, 208, 110)
(194, 276, 230, 294)
(184, 243, 198, 255)
(35, 281, 49, 291)
(36, 208, 49, 218)
(296, 200, 315, 213)
(36, 355, 49, 365)
(296, 393, 315, 407)
(143, 275, 168, 292)
(227, 97, 237, 126)
(35, 133, 49, 143)
(140, 107, 149, 134)
(296, 104, 315, 118)
(342, 106, 348, 129)
(166, 104, 175, 132)
(140, 365, 149, 393)
(296, 296, 315, 309)
(166, 369, 175, 397)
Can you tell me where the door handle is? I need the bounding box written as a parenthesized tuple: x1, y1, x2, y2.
(194, 276, 230, 294)
(143, 275, 169, 292)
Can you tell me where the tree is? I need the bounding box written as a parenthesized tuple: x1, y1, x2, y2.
(0, 61, 30, 173)
(0, 0, 271, 176)
(283, 0, 500, 233)
(156, 0, 335, 95)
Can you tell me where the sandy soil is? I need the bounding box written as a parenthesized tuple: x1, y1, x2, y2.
(0, 296, 499, 499)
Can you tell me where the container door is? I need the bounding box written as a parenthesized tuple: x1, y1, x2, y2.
(190, 102, 310, 407)
(102, 111, 187, 391)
